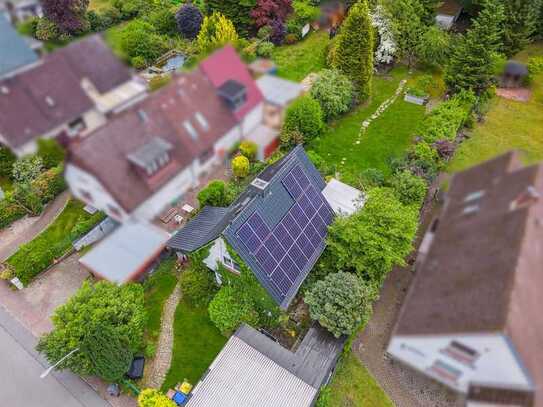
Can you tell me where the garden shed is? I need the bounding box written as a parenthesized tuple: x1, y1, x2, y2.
(502, 61, 529, 88)
(321, 178, 365, 215)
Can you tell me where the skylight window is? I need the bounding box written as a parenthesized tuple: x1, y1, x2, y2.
(463, 190, 485, 203)
(441, 341, 479, 367)
(183, 120, 199, 140)
(195, 112, 209, 131)
(462, 205, 480, 215)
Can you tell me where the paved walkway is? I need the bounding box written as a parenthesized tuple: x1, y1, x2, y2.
(0, 190, 70, 262)
(144, 282, 182, 389)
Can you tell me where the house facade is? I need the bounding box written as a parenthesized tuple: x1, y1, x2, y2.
(0, 0, 43, 24)
(388, 152, 543, 407)
(0, 34, 146, 156)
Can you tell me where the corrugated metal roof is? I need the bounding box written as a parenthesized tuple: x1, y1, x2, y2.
(186, 335, 318, 407)
(0, 13, 38, 77)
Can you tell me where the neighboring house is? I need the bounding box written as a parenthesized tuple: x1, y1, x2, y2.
(0, 34, 147, 156)
(388, 152, 543, 407)
(0, 13, 39, 78)
(167, 146, 335, 309)
(435, 0, 463, 30)
(186, 323, 344, 407)
(0, 0, 42, 24)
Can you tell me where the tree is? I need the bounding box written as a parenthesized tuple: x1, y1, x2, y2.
(197, 12, 239, 53)
(208, 286, 259, 335)
(197, 180, 229, 207)
(12, 155, 43, 184)
(42, 0, 89, 34)
(445, 0, 505, 94)
(206, 0, 256, 36)
(81, 323, 133, 382)
(269, 18, 287, 45)
(37, 281, 146, 377)
(147, 8, 177, 36)
(175, 3, 203, 40)
(119, 19, 168, 66)
(251, 0, 292, 28)
(381, 0, 424, 68)
(390, 170, 428, 206)
(371, 5, 397, 65)
(310, 69, 353, 120)
(179, 267, 218, 307)
(282, 95, 324, 141)
(305, 272, 375, 338)
(326, 187, 419, 285)
(416, 26, 451, 68)
(331, 0, 374, 101)
(0, 146, 16, 178)
(37, 139, 65, 169)
(138, 389, 176, 407)
(501, 0, 539, 57)
(232, 155, 250, 178)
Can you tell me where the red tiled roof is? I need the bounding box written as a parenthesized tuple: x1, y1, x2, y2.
(69, 70, 237, 212)
(199, 45, 263, 121)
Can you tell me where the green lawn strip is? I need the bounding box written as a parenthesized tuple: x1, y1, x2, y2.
(310, 66, 426, 183)
(161, 299, 228, 391)
(272, 31, 330, 82)
(144, 258, 178, 348)
(6, 199, 105, 285)
(323, 353, 394, 407)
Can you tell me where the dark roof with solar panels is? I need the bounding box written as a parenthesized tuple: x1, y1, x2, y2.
(167, 146, 334, 309)
(223, 146, 334, 309)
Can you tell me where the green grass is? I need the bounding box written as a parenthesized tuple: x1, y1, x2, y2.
(161, 299, 227, 391)
(89, 0, 111, 12)
(309, 66, 427, 183)
(272, 31, 330, 81)
(144, 258, 178, 347)
(320, 353, 394, 407)
(448, 42, 543, 173)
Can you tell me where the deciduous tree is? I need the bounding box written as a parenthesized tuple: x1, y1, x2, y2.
(250, 0, 293, 28)
(310, 69, 353, 120)
(206, 0, 256, 36)
(42, 0, 89, 34)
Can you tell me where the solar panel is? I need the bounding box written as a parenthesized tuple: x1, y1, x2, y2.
(290, 203, 309, 227)
(255, 246, 277, 276)
(287, 243, 305, 267)
(297, 233, 313, 256)
(248, 213, 270, 241)
(283, 172, 303, 199)
(265, 234, 284, 260)
(237, 223, 261, 253)
(281, 213, 302, 238)
(274, 223, 294, 251)
(270, 270, 291, 294)
(291, 165, 310, 191)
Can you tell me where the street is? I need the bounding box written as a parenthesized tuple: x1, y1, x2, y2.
(0, 305, 110, 407)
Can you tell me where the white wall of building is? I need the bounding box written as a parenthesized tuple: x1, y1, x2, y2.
(204, 238, 239, 284)
(388, 334, 533, 393)
(241, 103, 264, 137)
(65, 163, 128, 222)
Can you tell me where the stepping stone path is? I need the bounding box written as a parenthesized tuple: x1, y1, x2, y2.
(144, 281, 182, 389)
(352, 79, 408, 148)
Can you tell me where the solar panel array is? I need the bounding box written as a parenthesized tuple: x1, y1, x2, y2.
(235, 165, 334, 301)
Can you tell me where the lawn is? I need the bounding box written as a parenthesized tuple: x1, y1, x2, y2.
(161, 299, 227, 391)
(272, 30, 330, 82)
(309, 66, 427, 184)
(320, 353, 394, 407)
(6, 199, 105, 284)
(144, 258, 178, 351)
(448, 42, 543, 172)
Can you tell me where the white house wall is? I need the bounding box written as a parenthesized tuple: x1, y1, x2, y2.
(241, 103, 264, 137)
(388, 334, 533, 393)
(65, 163, 128, 221)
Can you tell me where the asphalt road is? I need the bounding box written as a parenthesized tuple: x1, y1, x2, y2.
(0, 305, 110, 407)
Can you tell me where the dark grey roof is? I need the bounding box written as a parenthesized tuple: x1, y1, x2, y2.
(218, 79, 246, 100)
(236, 323, 345, 389)
(127, 137, 173, 168)
(504, 60, 528, 76)
(167, 206, 229, 253)
(0, 13, 38, 78)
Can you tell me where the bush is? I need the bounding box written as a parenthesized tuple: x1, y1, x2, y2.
(291, 0, 319, 26)
(131, 56, 147, 69)
(359, 168, 385, 188)
(280, 129, 304, 149)
(147, 8, 177, 36)
(32, 165, 67, 203)
(284, 33, 298, 44)
(0, 146, 16, 178)
(0, 196, 27, 229)
(179, 267, 218, 307)
(282, 95, 324, 141)
(310, 69, 354, 120)
(257, 25, 272, 39)
(239, 141, 258, 161)
(37, 139, 65, 169)
(12, 183, 43, 215)
(416, 26, 451, 68)
(232, 155, 250, 178)
(305, 272, 376, 338)
(390, 170, 428, 206)
(12, 155, 43, 184)
(270, 19, 287, 45)
(197, 12, 238, 53)
(17, 17, 39, 37)
(138, 389, 176, 407)
(119, 19, 168, 65)
(197, 180, 229, 207)
(528, 56, 543, 76)
(208, 286, 259, 335)
(256, 40, 274, 57)
(35, 17, 60, 41)
(175, 3, 203, 39)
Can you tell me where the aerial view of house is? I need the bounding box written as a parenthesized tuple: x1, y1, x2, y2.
(0, 0, 542, 407)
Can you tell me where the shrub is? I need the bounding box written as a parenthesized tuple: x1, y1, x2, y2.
(416, 26, 451, 68)
(175, 3, 203, 40)
(232, 155, 250, 178)
(35, 17, 60, 41)
(0, 146, 16, 178)
(138, 389, 176, 407)
(197, 180, 229, 207)
(256, 40, 274, 57)
(310, 69, 353, 120)
(280, 129, 304, 149)
(131, 56, 147, 69)
(406, 141, 440, 179)
(239, 141, 258, 161)
(179, 268, 218, 307)
(282, 95, 324, 141)
(528, 56, 543, 76)
(37, 281, 146, 377)
(208, 286, 259, 335)
(291, 0, 319, 26)
(251, 0, 293, 29)
(12, 155, 43, 184)
(42, 0, 90, 34)
(359, 168, 385, 188)
(17, 16, 39, 37)
(0, 197, 27, 229)
(12, 183, 43, 215)
(197, 12, 238, 53)
(32, 165, 67, 203)
(147, 8, 177, 36)
(119, 19, 168, 65)
(37, 139, 65, 169)
(305, 272, 376, 338)
(270, 18, 287, 45)
(390, 170, 428, 206)
(257, 25, 272, 39)
(420, 93, 474, 143)
(284, 33, 298, 44)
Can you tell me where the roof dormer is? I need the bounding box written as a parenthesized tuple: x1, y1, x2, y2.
(127, 137, 173, 177)
(218, 79, 247, 111)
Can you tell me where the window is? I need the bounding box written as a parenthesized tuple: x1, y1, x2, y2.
(463, 190, 485, 203)
(195, 112, 209, 131)
(427, 360, 462, 384)
(183, 120, 199, 140)
(222, 256, 241, 273)
(462, 204, 480, 215)
(67, 117, 86, 136)
(441, 341, 479, 367)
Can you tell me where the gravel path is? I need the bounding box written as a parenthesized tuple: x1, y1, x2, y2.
(144, 282, 182, 389)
